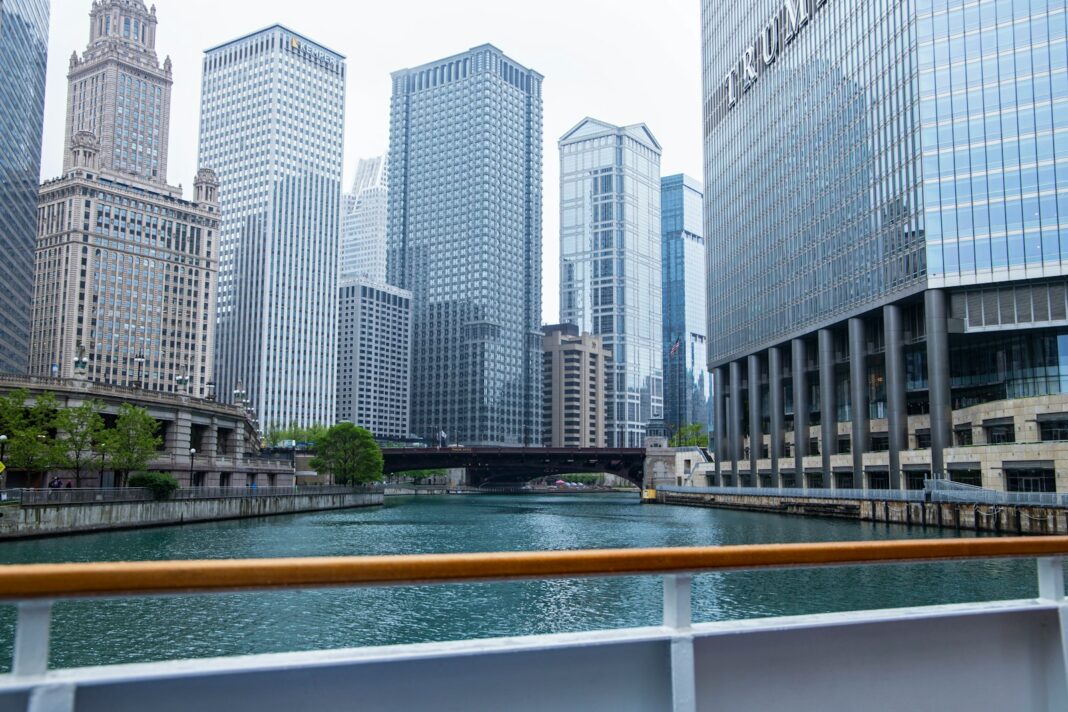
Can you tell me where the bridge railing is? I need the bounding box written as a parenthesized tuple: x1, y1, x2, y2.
(0, 537, 1065, 711)
(13, 485, 382, 506)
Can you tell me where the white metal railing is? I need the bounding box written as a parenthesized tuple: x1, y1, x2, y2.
(0, 539, 1064, 712)
(658, 485, 926, 502)
(14, 485, 382, 506)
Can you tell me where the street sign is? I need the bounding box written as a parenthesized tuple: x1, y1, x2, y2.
(0, 461, 6, 475)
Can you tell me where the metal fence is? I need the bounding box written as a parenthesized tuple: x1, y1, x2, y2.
(656, 485, 926, 502)
(13, 485, 383, 506)
(924, 479, 1068, 507)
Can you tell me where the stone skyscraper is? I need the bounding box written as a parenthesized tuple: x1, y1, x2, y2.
(0, 0, 49, 373)
(341, 155, 388, 281)
(387, 44, 543, 446)
(559, 118, 663, 448)
(30, 0, 219, 395)
(199, 26, 344, 429)
(62, 0, 171, 183)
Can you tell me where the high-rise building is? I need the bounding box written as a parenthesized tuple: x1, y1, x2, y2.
(341, 155, 388, 281)
(62, 0, 171, 183)
(30, 0, 219, 396)
(542, 323, 609, 448)
(661, 174, 711, 444)
(199, 26, 345, 429)
(336, 277, 412, 440)
(0, 0, 49, 373)
(559, 118, 662, 447)
(703, 0, 1068, 493)
(387, 44, 543, 445)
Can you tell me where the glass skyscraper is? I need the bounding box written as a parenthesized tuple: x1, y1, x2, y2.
(559, 118, 662, 448)
(0, 0, 48, 373)
(703, 0, 1068, 493)
(387, 44, 543, 446)
(661, 174, 710, 444)
(341, 155, 388, 281)
(199, 26, 345, 429)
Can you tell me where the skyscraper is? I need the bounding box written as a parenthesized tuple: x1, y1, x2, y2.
(542, 324, 610, 448)
(0, 0, 49, 373)
(559, 118, 662, 447)
(341, 155, 388, 281)
(661, 174, 710, 444)
(63, 0, 170, 183)
(703, 0, 1068, 493)
(387, 44, 543, 446)
(30, 0, 219, 395)
(336, 277, 412, 439)
(199, 26, 345, 429)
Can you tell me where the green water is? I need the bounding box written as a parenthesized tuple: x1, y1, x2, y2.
(0, 494, 1043, 669)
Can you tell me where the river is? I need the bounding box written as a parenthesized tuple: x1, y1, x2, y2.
(0, 493, 1043, 669)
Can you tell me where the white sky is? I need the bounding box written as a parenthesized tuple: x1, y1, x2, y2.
(41, 0, 704, 324)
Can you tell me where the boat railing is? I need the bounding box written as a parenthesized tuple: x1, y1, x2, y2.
(657, 485, 926, 502)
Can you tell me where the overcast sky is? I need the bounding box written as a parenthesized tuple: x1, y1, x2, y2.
(42, 0, 704, 323)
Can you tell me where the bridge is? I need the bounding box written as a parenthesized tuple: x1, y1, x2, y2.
(381, 447, 646, 487)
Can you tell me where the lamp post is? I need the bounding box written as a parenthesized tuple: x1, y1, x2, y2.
(133, 351, 146, 389)
(175, 371, 191, 395)
(233, 379, 247, 409)
(73, 342, 89, 379)
(189, 447, 196, 487)
(206, 381, 216, 402)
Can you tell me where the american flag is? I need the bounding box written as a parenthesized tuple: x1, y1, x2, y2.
(669, 337, 681, 357)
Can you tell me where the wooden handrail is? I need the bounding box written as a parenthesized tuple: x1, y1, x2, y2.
(0, 536, 1065, 600)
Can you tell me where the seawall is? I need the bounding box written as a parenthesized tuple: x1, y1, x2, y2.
(0, 491, 383, 539)
(657, 490, 1068, 535)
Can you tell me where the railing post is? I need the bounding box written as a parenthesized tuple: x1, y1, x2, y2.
(13, 601, 52, 677)
(663, 574, 695, 712)
(1038, 557, 1068, 711)
(1039, 557, 1065, 601)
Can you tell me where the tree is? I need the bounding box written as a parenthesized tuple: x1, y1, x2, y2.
(55, 400, 105, 486)
(102, 404, 161, 486)
(309, 423, 383, 485)
(128, 471, 179, 499)
(0, 390, 60, 485)
(395, 468, 446, 484)
(672, 423, 707, 447)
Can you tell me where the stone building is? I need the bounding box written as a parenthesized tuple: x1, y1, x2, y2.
(30, 0, 219, 398)
(542, 324, 610, 448)
(0, 374, 293, 488)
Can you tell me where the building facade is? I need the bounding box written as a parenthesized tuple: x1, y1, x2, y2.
(559, 118, 663, 448)
(199, 25, 345, 429)
(703, 0, 1068, 492)
(30, 1, 219, 397)
(541, 323, 609, 448)
(63, 0, 171, 183)
(0, 0, 49, 373)
(341, 155, 388, 281)
(661, 174, 711, 444)
(386, 44, 543, 446)
(336, 277, 412, 440)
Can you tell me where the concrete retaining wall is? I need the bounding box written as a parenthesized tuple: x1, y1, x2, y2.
(658, 491, 1068, 534)
(0, 492, 383, 539)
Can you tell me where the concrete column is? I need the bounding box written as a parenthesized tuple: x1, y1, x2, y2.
(202, 419, 219, 458)
(818, 328, 837, 485)
(925, 289, 952, 478)
(713, 367, 725, 482)
(883, 304, 906, 490)
(164, 410, 191, 455)
(849, 317, 869, 489)
(791, 339, 808, 488)
(748, 353, 761, 486)
(729, 360, 743, 481)
(768, 346, 784, 486)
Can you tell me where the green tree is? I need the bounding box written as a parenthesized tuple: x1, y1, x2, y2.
(54, 400, 105, 486)
(395, 468, 446, 484)
(0, 390, 60, 485)
(672, 423, 707, 447)
(265, 421, 329, 447)
(128, 471, 179, 499)
(309, 423, 383, 485)
(102, 404, 161, 486)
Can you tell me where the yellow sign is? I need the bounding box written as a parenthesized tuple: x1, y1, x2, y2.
(0, 461, 5, 475)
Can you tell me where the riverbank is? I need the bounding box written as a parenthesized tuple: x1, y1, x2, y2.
(655, 489, 1067, 534)
(0, 489, 383, 539)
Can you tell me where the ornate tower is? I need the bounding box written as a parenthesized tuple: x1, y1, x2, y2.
(63, 0, 172, 184)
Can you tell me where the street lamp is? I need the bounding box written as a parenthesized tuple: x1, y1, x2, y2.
(189, 447, 196, 486)
(73, 342, 89, 378)
(133, 351, 146, 389)
(206, 381, 216, 402)
(233, 379, 247, 408)
(175, 371, 191, 394)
